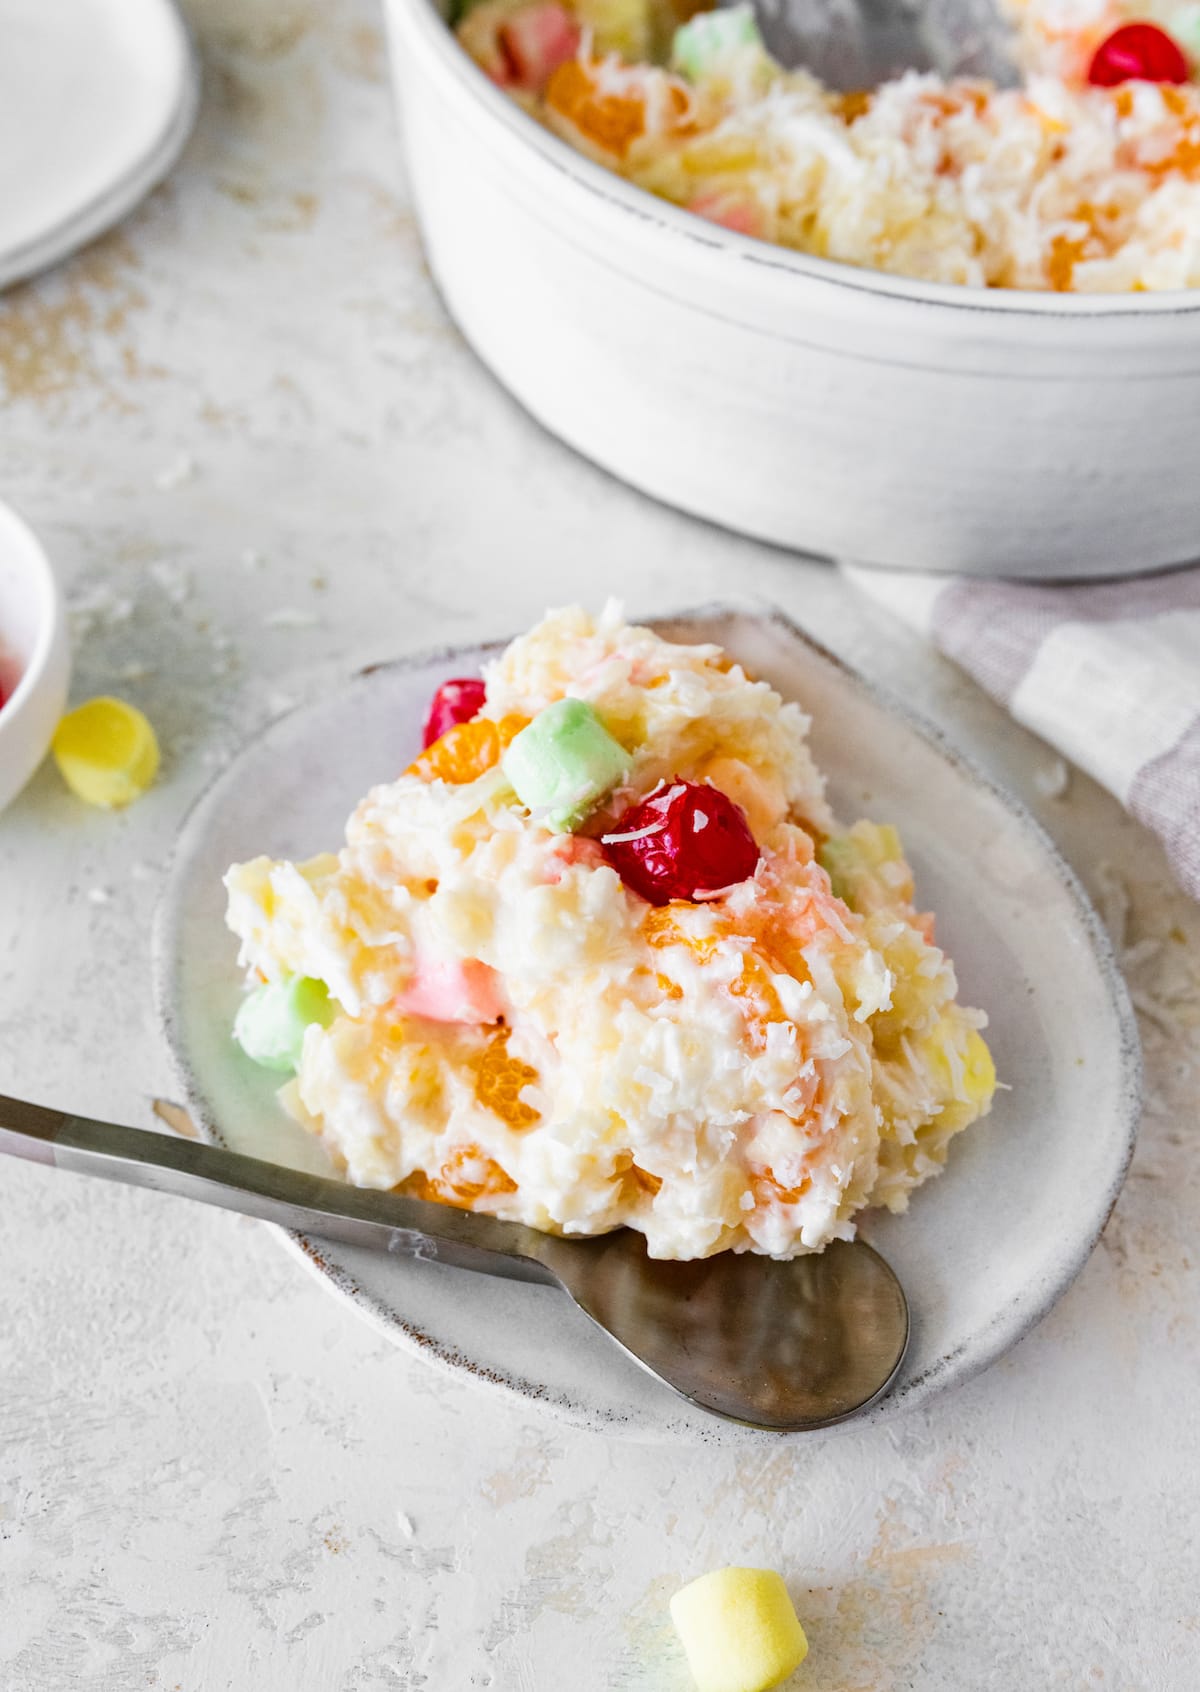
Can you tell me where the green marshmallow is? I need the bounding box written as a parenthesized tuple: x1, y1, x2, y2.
(501, 698, 631, 834)
(234, 975, 336, 1072)
(671, 4, 762, 80)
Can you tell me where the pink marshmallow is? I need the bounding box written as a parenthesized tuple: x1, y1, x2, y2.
(544, 833, 604, 883)
(497, 2, 581, 90)
(394, 956, 503, 1025)
(688, 192, 762, 238)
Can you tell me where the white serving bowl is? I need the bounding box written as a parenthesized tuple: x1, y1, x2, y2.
(384, 0, 1200, 577)
(0, 503, 70, 814)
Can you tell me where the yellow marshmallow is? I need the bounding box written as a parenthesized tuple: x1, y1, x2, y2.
(670, 1567, 808, 1692)
(53, 697, 160, 808)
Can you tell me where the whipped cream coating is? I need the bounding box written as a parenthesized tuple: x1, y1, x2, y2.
(225, 605, 996, 1259)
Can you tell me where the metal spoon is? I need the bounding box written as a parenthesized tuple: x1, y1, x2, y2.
(0, 1092, 909, 1432)
(730, 0, 1019, 90)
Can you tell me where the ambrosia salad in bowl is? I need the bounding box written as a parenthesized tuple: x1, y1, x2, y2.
(224, 607, 995, 1261)
(455, 0, 1200, 291)
(382, 0, 1200, 572)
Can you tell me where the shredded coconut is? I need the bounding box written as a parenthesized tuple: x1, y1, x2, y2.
(224, 606, 995, 1259)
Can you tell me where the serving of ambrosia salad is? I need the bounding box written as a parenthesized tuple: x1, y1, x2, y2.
(225, 607, 995, 1261)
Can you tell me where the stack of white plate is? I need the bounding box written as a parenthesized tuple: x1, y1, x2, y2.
(0, 0, 197, 290)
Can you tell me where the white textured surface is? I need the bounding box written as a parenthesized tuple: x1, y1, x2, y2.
(0, 1, 1197, 1685)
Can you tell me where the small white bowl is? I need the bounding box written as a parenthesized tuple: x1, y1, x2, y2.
(384, 0, 1200, 577)
(0, 503, 71, 814)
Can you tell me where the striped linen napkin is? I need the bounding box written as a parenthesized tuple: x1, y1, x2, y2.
(845, 566, 1200, 902)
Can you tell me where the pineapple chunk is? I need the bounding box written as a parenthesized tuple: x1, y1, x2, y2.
(925, 1016, 997, 1107)
(818, 819, 912, 913)
(670, 1567, 808, 1692)
(574, 0, 654, 58)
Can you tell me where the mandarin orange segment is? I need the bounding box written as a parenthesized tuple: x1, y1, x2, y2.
(407, 714, 528, 784)
(401, 1170, 442, 1204)
(752, 1168, 812, 1207)
(614, 1151, 664, 1198)
(643, 903, 721, 961)
(727, 951, 790, 1053)
(498, 714, 527, 747)
(1149, 129, 1200, 178)
(727, 950, 782, 1014)
(628, 1162, 663, 1197)
(1048, 231, 1086, 291)
(546, 59, 647, 155)
(643, 905, 681, 948)
(836, 89, 872, 121)
(403, 1143, 519, 1207)
(470, 1028, 541, 1128)
(1162, 85, 1194, 120)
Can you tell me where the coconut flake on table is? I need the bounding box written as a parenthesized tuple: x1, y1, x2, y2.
(153, 452, 197, 490)
(262, 608, 320, 629)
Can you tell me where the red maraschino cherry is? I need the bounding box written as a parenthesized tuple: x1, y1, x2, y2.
(1087, 21, 1189, 86)
(603, 780, 761, 906)
(422, 677, 487, 748)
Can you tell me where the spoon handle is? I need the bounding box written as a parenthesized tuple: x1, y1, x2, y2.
(0, 1092, 559, 1287)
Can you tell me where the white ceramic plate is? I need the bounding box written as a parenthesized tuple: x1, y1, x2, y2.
(156, 607, 1141, 1443)
(0, 0, 198, 290)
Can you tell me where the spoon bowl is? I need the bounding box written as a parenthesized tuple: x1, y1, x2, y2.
(0, 1091, 908, 1432)
(542, 1229, 909, 1429)
(721, 0, 1019, 90)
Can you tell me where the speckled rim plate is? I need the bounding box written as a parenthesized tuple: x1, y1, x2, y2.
(154, 603, 1142, 1444)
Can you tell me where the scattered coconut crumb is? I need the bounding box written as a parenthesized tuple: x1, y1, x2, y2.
(1122, 938, 1164, 972)
(117, 662, 154, 682)
(263, 608, 319, 629)
(154, 453, 197, 491)
(69, 585, 135, 633)
(242, 548, 265, 570)
(1093, 860, 1130, 950)
(149, 561, 192, 606)
(1129, 988, 1180, 1038)
(1033, 757, 1070, 800)
(87, 887, 112, 905)
(396, 1511, 415, 1539)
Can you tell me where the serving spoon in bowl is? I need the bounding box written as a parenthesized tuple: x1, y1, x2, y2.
(0, 1092, 909, 1431)
(729, 0, 1019, 90)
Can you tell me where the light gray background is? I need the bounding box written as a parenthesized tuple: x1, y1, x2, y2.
(0, 2, 1196, 1686)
